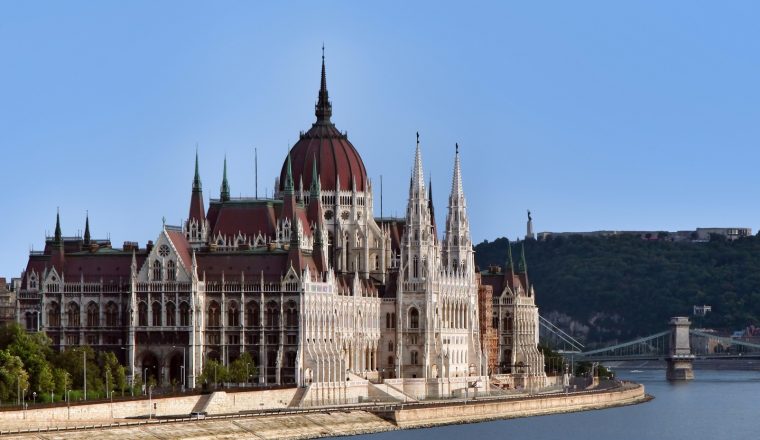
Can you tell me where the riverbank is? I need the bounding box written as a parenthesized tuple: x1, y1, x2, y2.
(0, 381, 647, 439)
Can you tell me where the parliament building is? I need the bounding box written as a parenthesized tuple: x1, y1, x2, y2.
(16, 54, 545, 400)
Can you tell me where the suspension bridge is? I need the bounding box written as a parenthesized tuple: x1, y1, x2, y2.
(540, 316, 760, 380)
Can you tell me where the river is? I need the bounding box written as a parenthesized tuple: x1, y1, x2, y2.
(335, 369, 760, 440)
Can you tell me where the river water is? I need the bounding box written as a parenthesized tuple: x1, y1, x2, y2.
(336, 369, 760, 440)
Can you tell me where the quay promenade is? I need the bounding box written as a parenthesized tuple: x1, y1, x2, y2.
(0, 381, 647, 439)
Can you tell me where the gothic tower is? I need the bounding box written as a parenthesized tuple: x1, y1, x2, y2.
(442, 144, 473, 276)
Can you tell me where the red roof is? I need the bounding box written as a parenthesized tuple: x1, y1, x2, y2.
(280, 123, 368, 193)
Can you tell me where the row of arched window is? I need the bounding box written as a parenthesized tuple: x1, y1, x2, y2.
(137, 301, 190, 326)
(151, 259, 177, 281)
(206, 300, 298, 328)
(46, 301, 120, 328)
(386, 308, 420, 329)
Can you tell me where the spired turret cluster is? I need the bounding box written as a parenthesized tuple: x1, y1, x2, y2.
(15, 52, 546, 399)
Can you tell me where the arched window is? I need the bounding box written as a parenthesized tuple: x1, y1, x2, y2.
(386, 313, 391, 329)
(391, 313, 396, 328)
(86, 302, 99, 327)
(25, 312, 34, 331)
(246, 301, 260, 327)
(503, 314, 513, 332)
(409, 307, 419, 329)
(286, 351, 297, 369)
(105, 302, 119, 326)
(388, 340, 394, 352)
(266, 301, 279, 327)
(180, 302, 190, 326)
(207, 301, 220, 327)
(411, 351, 419, 365)
(152, 260, 162, 281)
(166, 260, 176, 281)
(228, 301, 239, 327)
(413, 256, 419, 278)
(373, 254, 380, 270)
(152, 301, 162, 326)
(67, 302, 80, 327)
(138, 302, 148, 326)
(48, 302, 60, 327)
(166, 301, 176, 326)
(285, 300, 298, 327)
(388, 356, 394, 366)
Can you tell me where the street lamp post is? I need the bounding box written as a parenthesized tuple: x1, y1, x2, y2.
(246, 363, 251, 386)
(148, 385, 153, 420)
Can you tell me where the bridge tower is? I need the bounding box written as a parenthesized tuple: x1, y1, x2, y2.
(666, 316, 694, 381)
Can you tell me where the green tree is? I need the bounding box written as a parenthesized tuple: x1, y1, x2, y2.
(52, 368, 69, 401)
(229, 352, 256, 384)
(36, 363, 55, 399)
(0, 350, 30, 404)
(199, 359, 228, 387)
(114, 364, 127, 396)
(53, 346, 102, 396)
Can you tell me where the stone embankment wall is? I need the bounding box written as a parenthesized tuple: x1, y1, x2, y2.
(0, 388, 299, 424)
(379, 381, 646, 428)
(0, 382, 648, 439)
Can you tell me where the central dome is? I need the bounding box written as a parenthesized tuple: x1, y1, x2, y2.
(279, 55, 368, 193)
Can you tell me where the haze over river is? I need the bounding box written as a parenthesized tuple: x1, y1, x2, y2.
(335, 368, 760, 440)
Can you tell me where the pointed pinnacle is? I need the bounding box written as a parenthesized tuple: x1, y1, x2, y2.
(84, 212, 91, 244)
(310, 155, 320, 195)
(451, 143, 464, 200)
(284, 152, 294, 193)
(220, 156, 230, 201)
(193, 147, 202, 191)
(54, 209, 62, 242)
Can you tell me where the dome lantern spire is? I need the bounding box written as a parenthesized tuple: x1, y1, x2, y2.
(315, 44, 332, 124)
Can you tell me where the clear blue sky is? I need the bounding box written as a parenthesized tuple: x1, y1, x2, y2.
(2, 1, 759, 278)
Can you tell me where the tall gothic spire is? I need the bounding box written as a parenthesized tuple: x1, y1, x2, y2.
(83, 212, 91, 245)
(220, 156, 230, 202)
(411, 132, 425, 194)
(315, 44, 332, 123)
(54, 209, 62, 243)
(193, 148, 202, 192)
(428, 177, 435, 223)
(451, 143, 464, 199)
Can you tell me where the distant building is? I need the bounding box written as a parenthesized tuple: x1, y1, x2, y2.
(0, 277, 18, 326)
(476, 273, 498, 375)
(538, 227, 752, 242)
(694, 228, 751, 241)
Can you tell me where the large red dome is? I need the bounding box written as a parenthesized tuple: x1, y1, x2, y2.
(279, 55, 368, 193)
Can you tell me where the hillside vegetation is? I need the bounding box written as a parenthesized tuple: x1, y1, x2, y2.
(475, 235, 760, 344)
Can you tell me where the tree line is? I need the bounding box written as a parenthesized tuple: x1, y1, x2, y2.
(0, 323, 257, 405)
(475, 234, 760, 344)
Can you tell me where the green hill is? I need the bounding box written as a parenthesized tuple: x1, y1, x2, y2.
(474, 234, 760, 344)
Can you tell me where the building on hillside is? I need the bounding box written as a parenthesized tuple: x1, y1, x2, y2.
(538, 227, 752, 242)
(15, 53, 545, 398)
